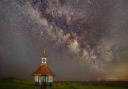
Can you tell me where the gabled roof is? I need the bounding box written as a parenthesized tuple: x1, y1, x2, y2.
(32, 64, 53, 76)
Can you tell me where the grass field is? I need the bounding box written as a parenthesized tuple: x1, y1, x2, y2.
(0, 77, 127, 89)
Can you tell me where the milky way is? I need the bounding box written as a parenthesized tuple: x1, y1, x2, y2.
(22, 0, 114, 71)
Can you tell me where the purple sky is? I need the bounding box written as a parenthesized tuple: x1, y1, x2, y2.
(0, 0, 128, 81)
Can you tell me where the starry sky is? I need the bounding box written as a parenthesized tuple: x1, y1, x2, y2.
(0, 0, 128, 81)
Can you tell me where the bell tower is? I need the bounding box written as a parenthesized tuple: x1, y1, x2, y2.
(41, 50, 47, 64)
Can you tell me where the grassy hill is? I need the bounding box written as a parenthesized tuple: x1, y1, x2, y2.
(0, 77, 37, 89)
(0, 77, 127, 89)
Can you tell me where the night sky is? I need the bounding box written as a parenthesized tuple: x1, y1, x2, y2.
(0, 0, 128, 81)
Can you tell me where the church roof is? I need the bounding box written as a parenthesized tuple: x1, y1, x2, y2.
(32, 64, 53, 76)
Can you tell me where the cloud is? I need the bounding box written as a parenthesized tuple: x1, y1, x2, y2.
(99, 64, 128, 81)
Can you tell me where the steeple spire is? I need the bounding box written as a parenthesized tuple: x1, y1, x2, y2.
(41, 50, 47, 64)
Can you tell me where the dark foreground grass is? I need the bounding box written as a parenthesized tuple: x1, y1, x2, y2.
(51, 83, 127, 89)
(0, 78, 127, 89)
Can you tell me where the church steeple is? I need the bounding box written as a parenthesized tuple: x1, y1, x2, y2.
(41, 50, 47, 64)
(33, 50, 54, 86)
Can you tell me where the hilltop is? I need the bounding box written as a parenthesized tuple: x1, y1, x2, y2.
(0, 77, 127, 89)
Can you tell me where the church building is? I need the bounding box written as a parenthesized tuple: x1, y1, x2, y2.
(32, 51, 54, 87)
